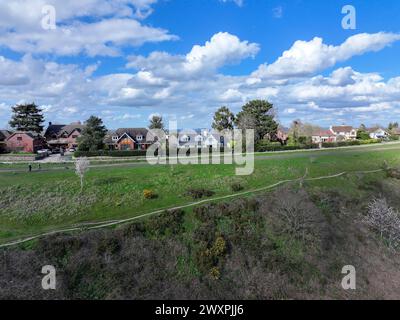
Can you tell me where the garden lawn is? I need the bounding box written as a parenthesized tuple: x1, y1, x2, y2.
(0, 145, 399, 244)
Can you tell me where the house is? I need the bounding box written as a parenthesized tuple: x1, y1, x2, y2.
(330, 125, 357, 141)
(390, 127, 400, 137)
(105, 128, 154, 150)
(312, 130, 337, 144)
(265, 127, 289, 145)
(169, 129, 229, 149)
(44, 122, 85, 150)
(0, 130, 12, 153)
(367, 127, 389, 139)
(6, 132, 46, 153)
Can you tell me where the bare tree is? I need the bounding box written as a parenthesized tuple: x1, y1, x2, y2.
(364, 198, 400, 250)
(75, 157, 90, 192)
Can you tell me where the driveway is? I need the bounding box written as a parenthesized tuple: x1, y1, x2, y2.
(37, 153, 72, 163)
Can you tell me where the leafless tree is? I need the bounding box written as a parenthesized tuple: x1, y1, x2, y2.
(364, 198, 400, 250)
(75, 157, 90, 192)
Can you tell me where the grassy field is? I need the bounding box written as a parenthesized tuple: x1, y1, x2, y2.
(0, 143, 400, 244)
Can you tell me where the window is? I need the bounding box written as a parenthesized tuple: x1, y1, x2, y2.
(17, 137, 22, 141)
(72, 135, 78, 139)
(136, 135, 143, 141)
(112, 136, 118, 141)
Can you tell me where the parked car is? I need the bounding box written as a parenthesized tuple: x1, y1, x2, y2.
(37, 149, 49, 156)
(68, 147, 76, 152)
(51, 148, 60, 154)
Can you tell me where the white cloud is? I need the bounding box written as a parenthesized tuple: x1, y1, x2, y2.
(0, 19, 177, 57)
(220, 0, 244, 7)
(1, 32, 400, 128)
(273, 6, 283, 18)
(127, 32, 259, 78)
(284, 108, 296, 114)
(0, 1, 176, 57)
(253, 32, 400, 79)
(184, 32, 259, 73)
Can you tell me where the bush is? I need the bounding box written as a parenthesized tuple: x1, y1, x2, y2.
(146, 209, 185, 236)
(256, 143, 317, 152)
(364, 198, 400, 250)
(231, 183, 244, 192)
(143, 189, 157, 199)
(209, 267, 221, 280)
(322, 139, 381, 148)
(387, 168, 400, 179)
(212, 236, 227, 257)
(185, 188, 215, 200)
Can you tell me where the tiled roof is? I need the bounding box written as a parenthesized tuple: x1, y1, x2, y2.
(313, 130, 336, 137)
(331, 126, 354, 133)
(44, 123, 85, 138)
(6, 131, 44, 140)
(112, 128, 154, 144)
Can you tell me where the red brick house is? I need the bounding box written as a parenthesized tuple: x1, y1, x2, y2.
(6, 132, 46, 153)
(44, 122, 85, 150)
(104, 128, 154, 151)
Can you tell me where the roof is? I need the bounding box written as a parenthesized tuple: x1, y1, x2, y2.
(331, 126, 354, 133)
(6, 131, 43, 140)
(44, 123, 85, 138)
(114, 128, 154, 144)
(0, 130, 12, 141)
(366, 127, 387, 133)
(312, 129, 336, 137)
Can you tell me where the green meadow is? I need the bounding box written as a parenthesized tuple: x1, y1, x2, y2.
(0, 143, 399, 244)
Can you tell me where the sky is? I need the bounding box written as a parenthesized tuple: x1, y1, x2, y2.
(0, 0, 399, 130)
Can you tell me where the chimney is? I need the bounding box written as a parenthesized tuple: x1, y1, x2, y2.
(49, 122, 52, 126)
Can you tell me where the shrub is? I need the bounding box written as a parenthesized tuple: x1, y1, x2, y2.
(231, 182, 244, 192)
(212, 236, 227, 257)
(209, 267, 221, 280)
(194, 205, 218, 223)
(256, 143, 318, 152)
(143, 189, 157, 199)
(364, 198, 400, 250)
(185, 188, 215, 200)
(387, 168, 400, 179)
(146, 209, 185, 236)
(322, 139, 380, 148)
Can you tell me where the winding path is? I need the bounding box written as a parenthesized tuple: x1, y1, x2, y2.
(0, 168, 384, 249)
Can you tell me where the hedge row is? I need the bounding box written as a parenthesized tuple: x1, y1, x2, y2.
(321, 139, 381, 148)
(74, 147, 227, 158)
(256, 144, 319, 152)
(75, 139, 383, 157)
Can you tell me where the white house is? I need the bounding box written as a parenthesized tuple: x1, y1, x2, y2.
(329, 126, 358, 141)
(368, 127, 389, 139)
(311, 130, 337, 144)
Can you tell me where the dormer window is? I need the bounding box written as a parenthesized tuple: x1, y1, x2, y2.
(112, 136, 119, 141)
(136, 135, 143, 141)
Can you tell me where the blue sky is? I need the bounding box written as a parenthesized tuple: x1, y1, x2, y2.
(0, 0, 399, 129)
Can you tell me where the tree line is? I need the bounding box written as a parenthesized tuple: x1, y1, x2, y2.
(6, 101, 400, 153)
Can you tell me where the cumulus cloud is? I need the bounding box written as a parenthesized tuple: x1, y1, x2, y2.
(253, 32, 400, 79)
(127, 32, 259, 78)
(0, 1, 176, 57)
(0, 31, 400, 128)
